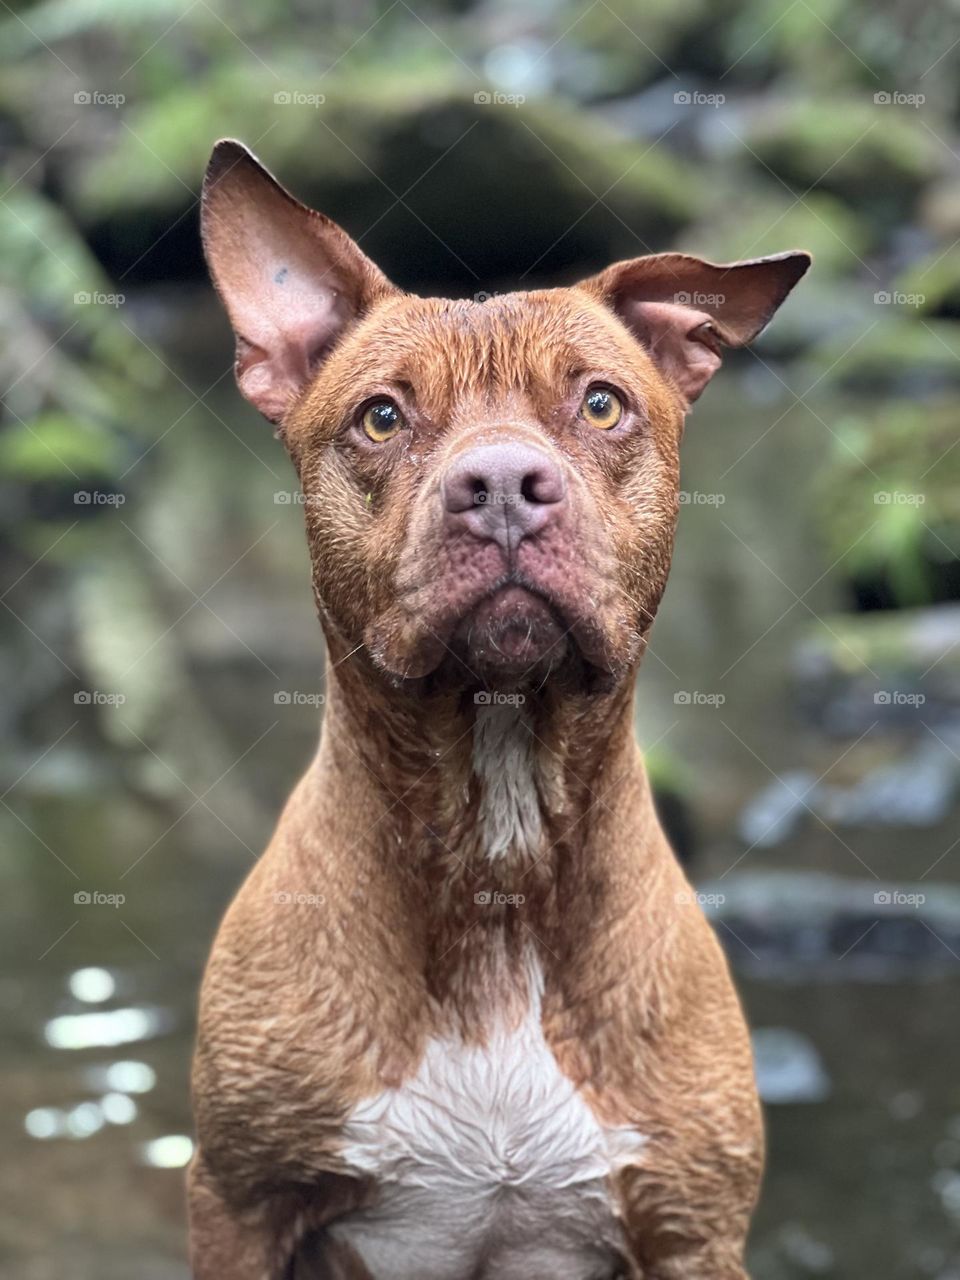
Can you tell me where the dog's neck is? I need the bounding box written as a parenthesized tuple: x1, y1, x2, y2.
(317, 643, 644, 872)
(300, 638, 664, 1040)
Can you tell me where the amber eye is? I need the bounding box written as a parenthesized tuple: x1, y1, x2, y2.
(579, 386, 623, 430)
(360, 399, 405, 442)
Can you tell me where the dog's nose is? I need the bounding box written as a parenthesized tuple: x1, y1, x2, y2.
(442, 442, 565, 552)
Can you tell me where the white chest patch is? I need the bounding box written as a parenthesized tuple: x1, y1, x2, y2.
(329, 963, 646, 1280)
(472, 703, 542, 862)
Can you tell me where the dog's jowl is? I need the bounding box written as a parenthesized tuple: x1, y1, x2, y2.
(189, 138, 810, 1280)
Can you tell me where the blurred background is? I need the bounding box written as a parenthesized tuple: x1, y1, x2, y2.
(2, 0, 960, 1276)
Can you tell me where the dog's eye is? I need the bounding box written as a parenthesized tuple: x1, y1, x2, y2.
(579, 386, 623, 430)
(360, 399, 405, 442)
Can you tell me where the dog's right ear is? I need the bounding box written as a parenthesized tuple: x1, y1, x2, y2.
(201, 139, 397, 424)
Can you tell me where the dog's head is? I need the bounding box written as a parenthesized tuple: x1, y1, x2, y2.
(202, 139, 809, 695)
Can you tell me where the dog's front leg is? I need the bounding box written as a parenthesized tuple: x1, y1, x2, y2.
(188, 1152, 374, 1280)
(187, 1152, 286, 1280)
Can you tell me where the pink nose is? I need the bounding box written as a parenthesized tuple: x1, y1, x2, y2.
(442, 442, 566, 553)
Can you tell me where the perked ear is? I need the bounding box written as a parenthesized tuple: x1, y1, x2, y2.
(201, 139, 397, 423)
(579, 251, 811, 405)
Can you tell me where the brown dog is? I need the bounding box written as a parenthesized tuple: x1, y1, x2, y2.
(188, 138, 809, 1280)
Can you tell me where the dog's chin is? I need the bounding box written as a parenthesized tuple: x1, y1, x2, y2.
(449, 584, 568, 686)
(372, 584, 619, 696)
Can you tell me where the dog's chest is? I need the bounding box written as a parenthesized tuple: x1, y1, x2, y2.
(329, 971, 646, 1280)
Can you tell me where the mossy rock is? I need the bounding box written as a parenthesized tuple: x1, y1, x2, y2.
(814, 400, 960, 605)
(813, 317, 960, 394)
(677, 186, 869, 278)
(740, 98, 941, 219)
(895, 247, 960, 320)
(0, 414, 121, 481)
(74, 66, 703, 287)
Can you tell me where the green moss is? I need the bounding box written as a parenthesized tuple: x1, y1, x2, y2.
(679, 188, 869, 275)
(814, 319, 960, 392)
(0, 414, 122, 480)
(815, 401, 960, 604)
(742, 97, 940, 215)
(895, 247, 960, 317)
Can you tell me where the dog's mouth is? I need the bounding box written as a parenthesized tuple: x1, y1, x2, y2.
(410, 577, 616, 694)
(449, 583, 567, 678)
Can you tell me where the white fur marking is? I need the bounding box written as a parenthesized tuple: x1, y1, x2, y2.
(330, 960, 646, 1280)
(472, 703, 542, 862)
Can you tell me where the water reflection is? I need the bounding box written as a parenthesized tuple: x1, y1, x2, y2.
(141, 1135, 194, 1169)
(44, 1006, 172, 1050)
(68, 966, 116, 1003)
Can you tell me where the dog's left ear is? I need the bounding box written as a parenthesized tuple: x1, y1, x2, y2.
(579, 251, 811, 405)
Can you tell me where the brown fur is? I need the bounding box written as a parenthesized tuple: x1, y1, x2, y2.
(189, 139, 810, 1279)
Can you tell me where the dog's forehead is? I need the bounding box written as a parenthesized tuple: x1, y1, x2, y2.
(319, 288, 654, 401)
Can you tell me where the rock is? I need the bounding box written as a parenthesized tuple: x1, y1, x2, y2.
(703, 871, 960, 978)
(819, 746, 956, 827)
(738, 770, 820, 847)
(753, 1027, 831, 1104)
